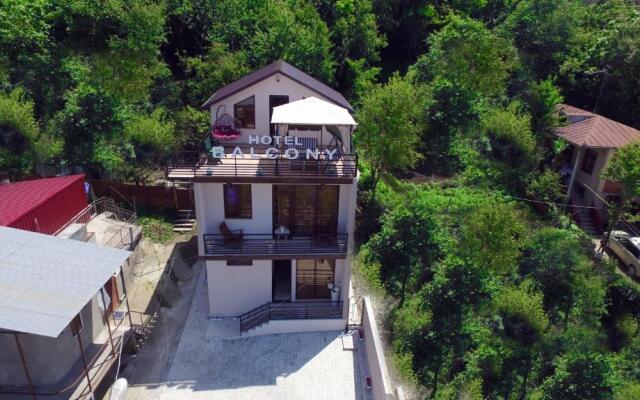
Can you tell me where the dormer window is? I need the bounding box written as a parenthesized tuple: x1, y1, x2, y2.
(234, 96, 255, 128)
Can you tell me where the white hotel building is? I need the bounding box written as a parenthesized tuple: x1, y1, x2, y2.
(167, 60, 358, 335)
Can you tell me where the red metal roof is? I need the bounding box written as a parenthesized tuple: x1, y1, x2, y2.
(556, 104, 640, 148)
(0, 175, 87, 232)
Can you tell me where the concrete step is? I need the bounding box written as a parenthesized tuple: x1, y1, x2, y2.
(173, 222, 195, 228)
(173, 227, 194, 233)
(174, 218, 196, 223)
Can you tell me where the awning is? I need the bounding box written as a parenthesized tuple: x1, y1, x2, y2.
(0, 226, 131, 337)
(271, 97, 357, 126)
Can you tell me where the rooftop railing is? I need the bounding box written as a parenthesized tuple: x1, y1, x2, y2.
(166, 150, 358, 179)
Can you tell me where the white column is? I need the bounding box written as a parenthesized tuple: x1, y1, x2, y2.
(566, 146, 584, 203)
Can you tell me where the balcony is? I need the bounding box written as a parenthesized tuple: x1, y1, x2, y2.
(202, 233, 348, 259)
(166, 150, 358, 183)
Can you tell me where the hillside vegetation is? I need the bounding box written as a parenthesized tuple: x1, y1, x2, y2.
(2, 1, 640, 398)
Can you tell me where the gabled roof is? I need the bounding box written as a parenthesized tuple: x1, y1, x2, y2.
(201, 60, 353, 112)
(557, 104, 596, 118)
(0, 175, 85, 227)
(555, 104, 640, 149)
(0, 226, 131, 337)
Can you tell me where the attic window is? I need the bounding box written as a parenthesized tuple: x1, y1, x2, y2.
(234, 96, 255, 129)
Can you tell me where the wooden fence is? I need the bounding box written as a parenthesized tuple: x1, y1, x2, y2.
(89, 180, 194, 210)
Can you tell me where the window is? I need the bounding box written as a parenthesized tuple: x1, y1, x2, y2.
(296, 259, 335, 299)
(224, 184, 252, 218)
(227, 259, 253, 266)
(234, 96, 255, 128)
(70, 313, 84, 338)
(581, 149, 598, 174)
(621, 239, 640, 259)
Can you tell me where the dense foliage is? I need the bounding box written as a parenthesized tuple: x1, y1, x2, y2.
(3, 0, 640, 398)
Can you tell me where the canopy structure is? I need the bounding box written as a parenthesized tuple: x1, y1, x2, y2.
(0, 226, 131, 337)
(271, 97, 357, 126)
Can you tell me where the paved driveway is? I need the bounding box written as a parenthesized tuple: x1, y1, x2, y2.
(157, 271, 367, 400)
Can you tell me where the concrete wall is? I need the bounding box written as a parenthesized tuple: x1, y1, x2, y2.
(0, 258, 134, 387)
(0, 297, 97, 386)
(242, 318, 346, 337)
(206, 259, 273, 317)
(362, 297, 395, 400)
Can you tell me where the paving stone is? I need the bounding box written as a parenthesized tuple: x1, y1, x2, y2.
(158, 272, 370, 400)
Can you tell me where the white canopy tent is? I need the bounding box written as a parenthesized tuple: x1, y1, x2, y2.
(271, 96, 357, 126)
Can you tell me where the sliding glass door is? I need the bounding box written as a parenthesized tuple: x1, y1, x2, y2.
(296, 259, 335, 299)
(273, 185, 338, 236)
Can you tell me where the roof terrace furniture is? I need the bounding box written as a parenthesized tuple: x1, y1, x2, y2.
(219, 222, 244, 245)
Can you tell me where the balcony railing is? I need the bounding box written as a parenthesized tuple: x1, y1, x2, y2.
(166, 150, 358, 180)
(239, 301, 344, 332)
(203, 233, 348, 258)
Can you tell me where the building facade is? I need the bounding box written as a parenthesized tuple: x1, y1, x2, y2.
(168, 60, 358, 335)
(556, 104, 640, 232)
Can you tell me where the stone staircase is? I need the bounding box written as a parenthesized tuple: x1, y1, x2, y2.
(573, 205, 600, 237)
(173, 209, 196, 233)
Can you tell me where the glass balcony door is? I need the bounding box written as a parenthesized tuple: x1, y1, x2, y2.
(273, 185, 338, 237)
(296, 259, 335, 299)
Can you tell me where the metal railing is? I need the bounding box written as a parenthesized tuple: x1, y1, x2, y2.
(0, 310, 141, 399)
(54, 197, 138, 250)
(166, 150, 358, 178)
(239, 301, 344, 332)
(202, 233, 348, 257)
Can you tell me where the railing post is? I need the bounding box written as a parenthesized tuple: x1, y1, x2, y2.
(275, 157, 279, 176)
(234, 155, 237, 176)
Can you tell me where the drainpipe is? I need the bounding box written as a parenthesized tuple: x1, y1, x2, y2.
(14, 334, 36, 400)
(566, 146, 584, 204)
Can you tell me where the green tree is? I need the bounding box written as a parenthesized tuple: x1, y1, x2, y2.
(183, 43, 249, 106)
(0, 88, 60, 175)
(363, 197, 443, 304)
(493, 283, 549, 399)
(501, 0, 581, 79)
(459, 201, 525, 276)
(542, 352, 614, 400)
(355, 74, 425, 191)
(413, 14, 517, 98)
(480, 103, 537, 168)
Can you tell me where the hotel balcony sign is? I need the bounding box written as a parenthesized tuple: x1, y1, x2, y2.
(210, 135, 339, 160)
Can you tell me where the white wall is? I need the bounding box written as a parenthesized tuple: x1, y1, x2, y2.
(209, 74, 334, 137)
(242, 318, 346, 337)
(196, 182, 273, 256)
(362, 297, 395, 400)
(206, 260, 272, 317)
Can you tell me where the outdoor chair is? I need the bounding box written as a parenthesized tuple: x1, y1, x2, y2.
(219, 222, 244, 245)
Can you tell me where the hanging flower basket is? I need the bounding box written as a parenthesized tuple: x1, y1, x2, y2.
(211, 113, 241, 141)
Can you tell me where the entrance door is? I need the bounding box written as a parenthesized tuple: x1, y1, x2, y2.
(272, 260, 292, 301)
(296, 259, 335, 299)
(269, 95, 289, 136)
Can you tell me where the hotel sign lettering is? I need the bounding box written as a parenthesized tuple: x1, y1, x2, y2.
(210, 135, 338, 160)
